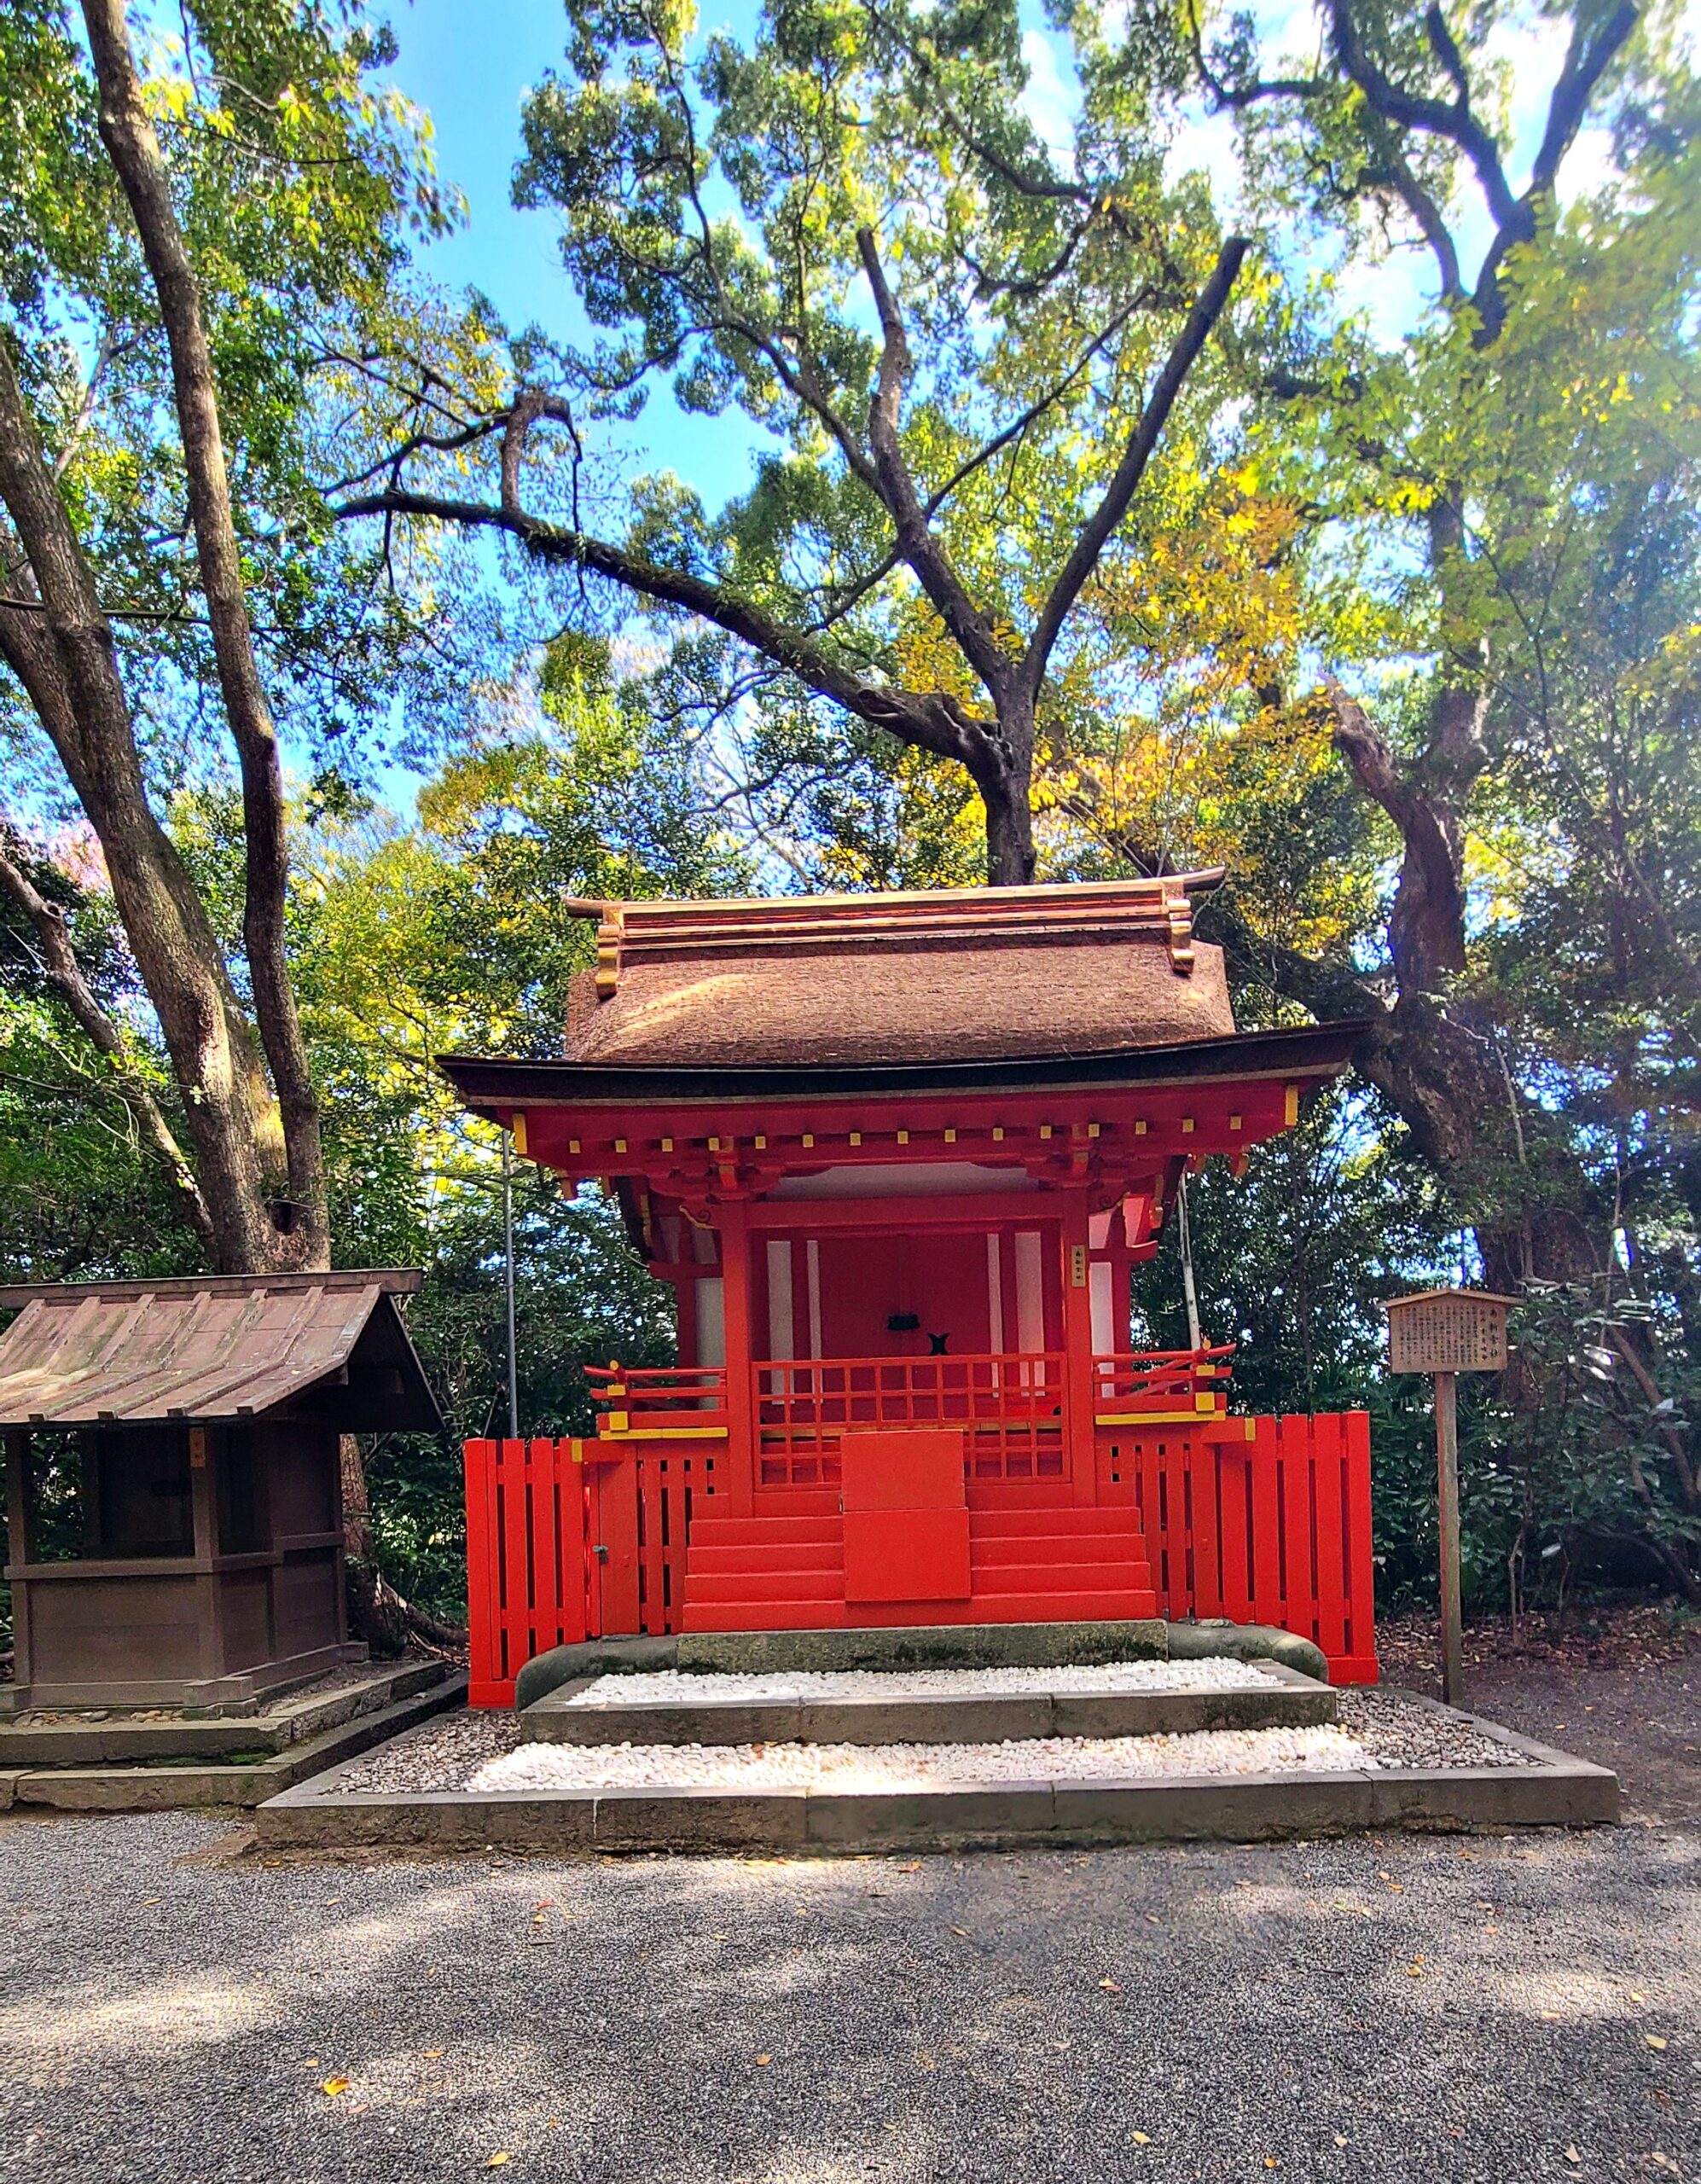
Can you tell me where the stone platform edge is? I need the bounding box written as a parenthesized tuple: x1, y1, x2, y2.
(0, 1658, 455, 1767)
(513, 1618, 1332, 1708)
(254, 1699, 1619, 1853)
(520, 1659, 1337, 1748)
(0, 1671, 468, 1813)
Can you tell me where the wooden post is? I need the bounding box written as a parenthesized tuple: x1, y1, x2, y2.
(717, 1199, 756, 1517)
(1061, 1195, 1097, 1507)
(188, 1423, 222, 1687)
(1386, 1292, 1516, 1707)
(1434, 1369, 1464, 1705)
(4, 1429, 33, 1697)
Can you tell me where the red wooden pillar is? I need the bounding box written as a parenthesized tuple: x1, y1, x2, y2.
(1061, 1191, 1098, 1507)
(717, 1197, 756, 1516)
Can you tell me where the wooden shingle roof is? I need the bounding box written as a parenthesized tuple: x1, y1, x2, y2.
(0, 1269, 442, 1431)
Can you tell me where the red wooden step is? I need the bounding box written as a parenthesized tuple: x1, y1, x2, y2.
(970, 1531, 1147, 1567)
(967, 1589, 1159, 1622)
(688, 1541, 845, 1576)
(968, 1507, 1142, 1538)
(684, 1570, 844, 1606)
(683, 1600, 845, 1631)
(688, 1515, 842, 1548)
(972, 1560, 1151, 1594)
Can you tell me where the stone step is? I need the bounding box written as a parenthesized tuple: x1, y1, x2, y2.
(519, 1660, 1338, 1749)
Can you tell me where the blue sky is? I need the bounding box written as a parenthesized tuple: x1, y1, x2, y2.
(383, 0, 769, 512)
(376, 0, 1659, 518)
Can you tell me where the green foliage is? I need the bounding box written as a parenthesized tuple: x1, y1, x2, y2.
(4, 0, 1698, 1623)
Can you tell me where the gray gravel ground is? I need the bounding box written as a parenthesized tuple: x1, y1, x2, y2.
(2, 1809, 1695, 2184)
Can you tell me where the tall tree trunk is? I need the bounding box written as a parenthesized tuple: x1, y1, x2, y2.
(0, 356, 289, 1273)
(82, 0, 327, 1271)
(977, 700, 1038, 886)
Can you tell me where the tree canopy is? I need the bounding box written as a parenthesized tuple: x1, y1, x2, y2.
(1, 0, 1696, 1618)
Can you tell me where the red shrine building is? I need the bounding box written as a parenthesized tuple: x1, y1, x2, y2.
(444, 873, 1378, 1679)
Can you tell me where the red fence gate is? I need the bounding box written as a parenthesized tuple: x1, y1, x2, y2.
(464, 1412, 1377, 1706)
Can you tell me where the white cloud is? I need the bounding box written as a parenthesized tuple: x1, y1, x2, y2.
(1019, 28, 1079, 173)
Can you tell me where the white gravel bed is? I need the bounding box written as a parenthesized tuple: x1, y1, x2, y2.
(324, 1687, 1536, 1795)
(559, 1657, 1275, 1705)
(469, 1722, 1374, 1792)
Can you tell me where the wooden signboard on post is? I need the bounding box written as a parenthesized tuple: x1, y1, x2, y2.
(1385, 1289, 1517, 1704)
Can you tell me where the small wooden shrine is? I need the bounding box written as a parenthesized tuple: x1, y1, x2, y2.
(444, 874, 1361, 1638)
(0, 1269, 441, 1712)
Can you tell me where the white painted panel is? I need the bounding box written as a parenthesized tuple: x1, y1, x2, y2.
(1088, 1210, 1112, 1250)
(1089, 1258, 1114, 1355)
(766, 1240, 795, 1362)
(806, 1239, 823, 1360)
(1015, 1230, 1045, 1356)
(985, 1232, 1005, 1353)
(694, 1277, 725, 1367)
(691, 1222, 719, 1264)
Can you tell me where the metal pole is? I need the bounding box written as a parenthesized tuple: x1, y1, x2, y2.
(1435, 1368, 1464, 1705)
(1176, 1171, 1205, 1353)
(502, 1127, 519, 1443)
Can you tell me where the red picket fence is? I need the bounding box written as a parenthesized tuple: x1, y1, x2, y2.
(464, 1412, 1377, 1705)
(1095, 1412, 1378, 1684)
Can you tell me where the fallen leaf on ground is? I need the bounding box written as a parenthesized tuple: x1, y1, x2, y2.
(1263, 2158, 1280, 2169)
(1131, 2131, 1151, 2146)
(422, 2049, 444, 2059)
(896, 1862, 921, 1873)
(485, 2154, 512, 2169)
(1564, 2147, 1581, 2164)
(320, 2079, 349, 2098)
(755, 2054, 773, 2067)
(1645, 2036, 1668, 2051)
(1099, 1978, 1123, 1993)
(949, 1926, 969, 1937)
(1332, 2138, 1348, 2150)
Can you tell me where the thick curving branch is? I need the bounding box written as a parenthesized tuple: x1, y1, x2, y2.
(334, 480, 997, 775)
(1021, 239, 1247, 694)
